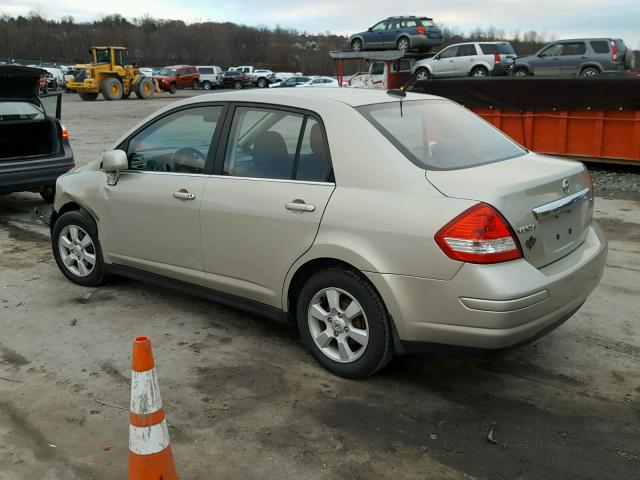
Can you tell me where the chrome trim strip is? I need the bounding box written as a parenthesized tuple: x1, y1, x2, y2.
(117, 170, 335, 186)
(532, 188, 591, 221)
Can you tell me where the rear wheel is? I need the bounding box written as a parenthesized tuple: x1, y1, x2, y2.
(513, 67, 530, 77)
(202, 80, 211, 90)
(169, 82, 177, 94)
(296, 268, 393, 378)
(470, 66, 489, 77)
(397, 37, 410, 52)
(580, 66, 600, 77)
(234, 81, 243, 90)
(101, 77, 123, 100)
(415, 67, 431, 81)
(351, 39, 363, 52)
(52, 209, 109, 287)
(78, 92, 99, 101)
(135, 77, 154, 99)
(257, 77, 268, 88)
(192, 79, 199, 90)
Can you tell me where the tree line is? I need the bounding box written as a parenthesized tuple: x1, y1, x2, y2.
(0, 12, 556, 75)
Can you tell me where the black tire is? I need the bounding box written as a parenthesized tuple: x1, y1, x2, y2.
(192, 79, 199, 90)
(135, 77, 154, 99)
(351, 38, 363, 52)
(580, 66, 600, 77)
(257, 77, 267, 88)
(202, 81, 211, 90)
(51, 209, 110, 287)
(296, 268, 393, 379)
(78, 92, 99, 101)
(169, 83, 177, 94)
(234, 81, 243, 90)
(40, 186, 55, 203)
(513, 67, 530, 77)
(470, 66, 489, 77)
(415, 67, 431, 81)
(397, 37, 410, 52)
(101, 77, 123, 100)
(624, 50, 637, 70)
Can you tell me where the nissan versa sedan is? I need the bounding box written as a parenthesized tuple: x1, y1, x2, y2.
(49, 89, 607, 378)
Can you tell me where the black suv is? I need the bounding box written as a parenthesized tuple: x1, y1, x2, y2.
(0, 66, 73, 202)
(222, 70, 252, 89)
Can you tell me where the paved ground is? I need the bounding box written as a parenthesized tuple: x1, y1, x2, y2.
(1, 92, 639, 479)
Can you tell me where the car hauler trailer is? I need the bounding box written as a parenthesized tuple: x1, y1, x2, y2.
(408, 77, 640, 166)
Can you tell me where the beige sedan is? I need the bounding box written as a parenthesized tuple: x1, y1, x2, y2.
(50, 89, 607, 378)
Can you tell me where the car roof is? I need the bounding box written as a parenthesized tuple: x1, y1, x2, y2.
(176, 88, 439, 108)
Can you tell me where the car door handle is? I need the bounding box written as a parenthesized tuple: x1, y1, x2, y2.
(285, 201, 315, 212)
(173, 190, 196, 200)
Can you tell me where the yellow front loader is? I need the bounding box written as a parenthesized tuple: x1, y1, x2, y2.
(66, 46, 159, 101)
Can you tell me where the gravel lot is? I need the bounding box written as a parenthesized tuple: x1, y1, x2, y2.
(0, 92, 639, 479)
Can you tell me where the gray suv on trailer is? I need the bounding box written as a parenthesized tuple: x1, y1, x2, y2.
(513, 38, 636, 77)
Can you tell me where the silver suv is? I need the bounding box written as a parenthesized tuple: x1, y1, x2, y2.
(413, 42, 516, 79)
(513, 38, 636, 77)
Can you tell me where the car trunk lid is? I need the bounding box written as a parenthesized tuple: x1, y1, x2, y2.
(426, 153, 593, 268)
(0, 65, 45, 103)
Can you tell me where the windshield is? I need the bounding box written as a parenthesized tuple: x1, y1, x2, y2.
(0, 101, 44, 121)
(358, 100, 526, 170)
(158, 68, 177, 76)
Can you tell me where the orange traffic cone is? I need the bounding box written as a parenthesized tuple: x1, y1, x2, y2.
(128, 336, 177, 480)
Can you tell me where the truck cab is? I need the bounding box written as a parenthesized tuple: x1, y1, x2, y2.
(347, 57, 414, 89)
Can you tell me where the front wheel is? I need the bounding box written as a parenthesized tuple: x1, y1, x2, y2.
(296, 268, 393, 378)
(192, 79, 199, 90)
(169, 83, 177, 94)
(52, 209, 109, 287)
(415, 67, 430, 81)
(257, 77, 267, 88)
(513, 67, 530, 77)
(234, 81, 243, 90)
(351, 39, 363, 52)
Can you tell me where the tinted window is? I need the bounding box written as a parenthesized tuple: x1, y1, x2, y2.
(358, 100, 526, 170)
(590, 41, 609, 54)
(457, 44, 477, 57)
(0, 102, 44, 121)
(371, 22, 386, 32)
(198, 68, 214, 74)
(223, 107, 304, 180)
(480, 43, 515, 55)
(561, 42, 586, 56)
(540, 43, 563, 57)
(403, 20, 417, 28)
(419, 18, 435, 27)
(371, 62, 385, 75)
(296, 118, 332, 182)
(438, 46, 458, 59)
(127, 106, 222, 174)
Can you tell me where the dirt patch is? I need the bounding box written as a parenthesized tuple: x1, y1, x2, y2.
(596, 217, 640, 243)
(1, 345, 30, 367)
(0, 219, 50, 244)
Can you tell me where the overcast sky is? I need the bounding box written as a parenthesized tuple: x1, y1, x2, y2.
(3, 1, 640, 48)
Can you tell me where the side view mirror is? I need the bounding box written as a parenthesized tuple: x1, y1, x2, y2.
(102, 149, 128, 172)
(368, 27, 373, 32)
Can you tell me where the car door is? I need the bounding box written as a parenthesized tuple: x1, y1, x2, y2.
(368, 61, 386, 89)
(366, 21, 388, 48)
(100, 104, 225, 285)
(532, 43, 563, 76)
(556, 41, 587, 75)
(200, 105, 335, 307)
(431, 45, 458, 77)
(453, 44, 479, 76)
(382, 19, 400, 47)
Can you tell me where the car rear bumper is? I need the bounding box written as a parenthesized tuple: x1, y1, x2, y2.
(365, 221, 607, 350)
(0, 147, 74, 194)
(411, 35, 444, 49)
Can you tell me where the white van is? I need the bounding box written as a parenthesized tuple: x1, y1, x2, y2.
(196, 66, 223, 90)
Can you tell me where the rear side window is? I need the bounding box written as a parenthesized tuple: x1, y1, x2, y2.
(419, 18, 435, 27)
(457, 44, 477, 57)
(480, 43, 516, 55)
(590, 41, 609, 54)
(358, 100, 526, 170)
(561, 42, 587, 56)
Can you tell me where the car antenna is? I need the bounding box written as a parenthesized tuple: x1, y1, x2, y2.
(386, 88, 406, 117)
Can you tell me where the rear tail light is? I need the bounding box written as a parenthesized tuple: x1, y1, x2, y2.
(416, 26, 426, 34)
(494, 53, 501, 64)
(611, 41, 618, 61)
(435, 203, 523, 264)
(60, 124, 69, 140)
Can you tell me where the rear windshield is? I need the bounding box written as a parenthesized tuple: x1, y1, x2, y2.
(419, 18, 436, 27)
(198, 67, 214, 74)
(480, 43, 516, 55)
(0, 101, 44, 121)
(358, 100, 526, 170)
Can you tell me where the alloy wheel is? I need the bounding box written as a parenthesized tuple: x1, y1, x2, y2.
(307, 287, 369, 363)
(58, 225, 96, 277)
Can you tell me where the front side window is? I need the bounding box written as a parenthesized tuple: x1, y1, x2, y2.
(358, 100, 526, 170)
(127, 106, 222, 174)
(540, 43, 563, 57)
(370, 62, 385, 75)
(438, 46, 458, 59)
(371, 22, 386, 32)
(223, 107, 331, 182)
